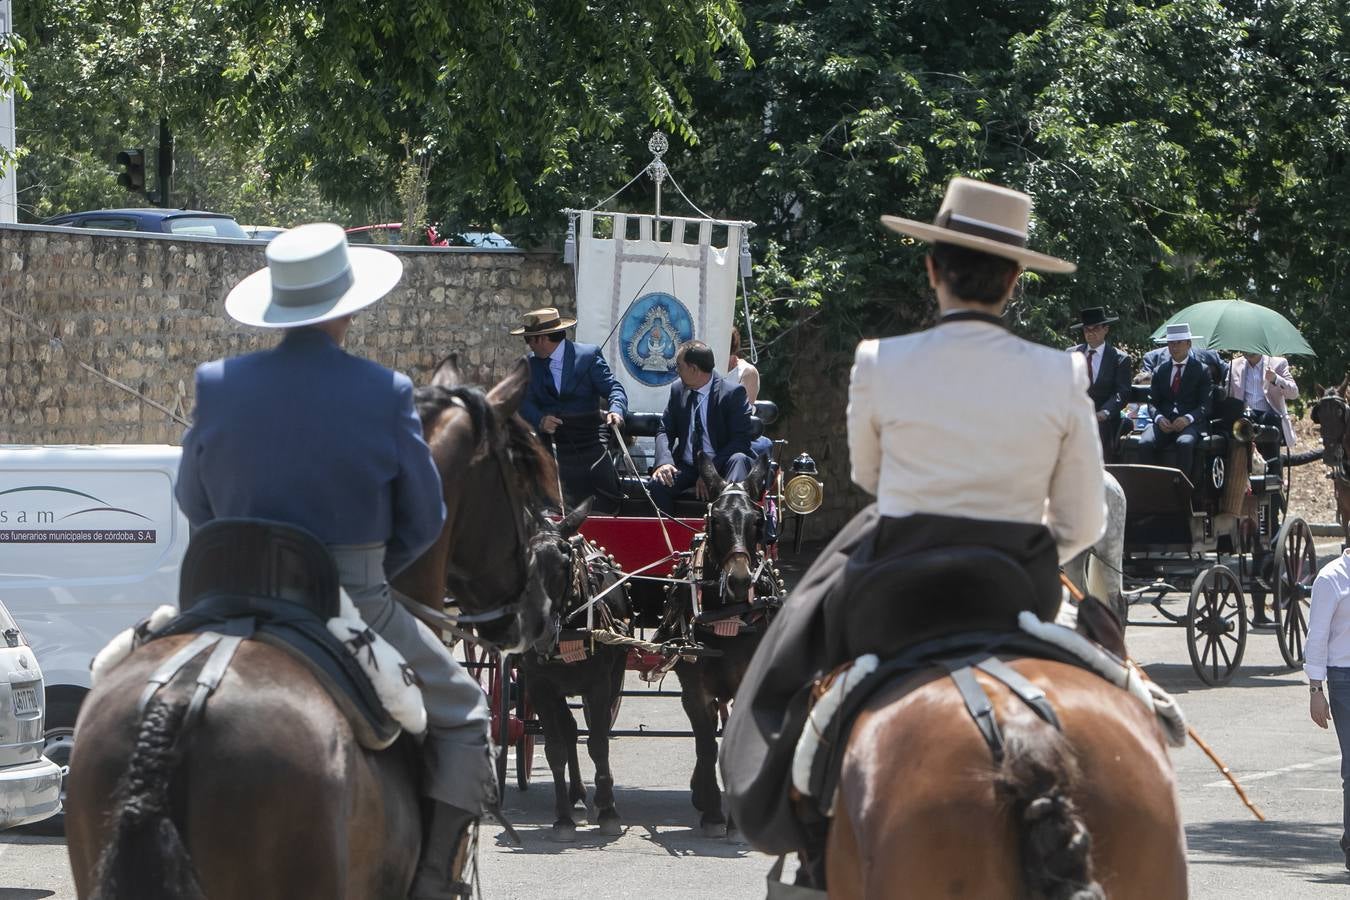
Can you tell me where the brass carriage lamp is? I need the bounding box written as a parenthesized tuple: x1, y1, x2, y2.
(784, 453, 824, 515)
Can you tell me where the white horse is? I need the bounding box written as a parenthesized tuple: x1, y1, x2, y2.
(1063, 470, 1127, 624)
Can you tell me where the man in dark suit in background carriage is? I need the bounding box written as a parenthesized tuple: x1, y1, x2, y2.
(1068, 306, 1131, 461)
(1138, 322, 1214, 477)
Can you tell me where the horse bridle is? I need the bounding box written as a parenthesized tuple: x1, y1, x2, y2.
(442, 429, 541, 629)
(1315, 394, 1350, 480)
(704, 485, 768, 597)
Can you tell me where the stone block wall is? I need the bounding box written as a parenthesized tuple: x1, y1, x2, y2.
(0, 223, 866, 532)
(0, 225, 572, 445)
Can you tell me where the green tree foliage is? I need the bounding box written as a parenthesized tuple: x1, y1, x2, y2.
(12, 0, 747, 229)
(665, 0, 1350, 385)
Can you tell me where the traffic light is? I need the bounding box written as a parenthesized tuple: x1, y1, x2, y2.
(116, 149, 146, 193)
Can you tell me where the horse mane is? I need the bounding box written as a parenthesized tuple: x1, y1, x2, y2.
(414, 384, 560, 509)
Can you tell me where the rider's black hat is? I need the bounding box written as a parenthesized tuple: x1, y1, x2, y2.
(1070, 307, 1119, 330)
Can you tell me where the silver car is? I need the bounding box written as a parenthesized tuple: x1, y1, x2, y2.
(0, 600, 61, 829)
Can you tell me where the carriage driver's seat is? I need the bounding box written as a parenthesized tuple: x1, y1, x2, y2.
(825, 546, 1049, 662)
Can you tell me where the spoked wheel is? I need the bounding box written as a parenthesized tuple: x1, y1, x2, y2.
(1273, 517, 1318, 668)
(1186, 565, 1247, 686)
(514, 670, 536, 791)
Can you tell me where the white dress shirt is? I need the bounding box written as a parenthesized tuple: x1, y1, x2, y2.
(1243, 357, 1273, 412)
(848, 317, 1105, 563)
(682, 380, 714, 465)
(1305, 551, 1350, 681)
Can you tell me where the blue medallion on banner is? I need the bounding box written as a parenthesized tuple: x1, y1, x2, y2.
(620, 292, 694, 385)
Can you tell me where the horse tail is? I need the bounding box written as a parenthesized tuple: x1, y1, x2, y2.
(996, 712, 1105, 900)
(90, 697, 205, 900)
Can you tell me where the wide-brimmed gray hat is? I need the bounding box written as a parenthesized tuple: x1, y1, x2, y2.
(881, 177, 1076, 274)
(224, 223, 403, 328)
(1154, 322, 1204, 344)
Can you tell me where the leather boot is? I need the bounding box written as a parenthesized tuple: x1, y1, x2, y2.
(409, 802, 477, 900)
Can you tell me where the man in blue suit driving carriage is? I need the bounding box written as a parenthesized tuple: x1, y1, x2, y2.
(515, 306, 628, 512)
(176, 224, 494, 900)
(648, 340, 755, 514)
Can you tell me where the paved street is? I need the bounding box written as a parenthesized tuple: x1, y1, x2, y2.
(3, 544, 1349, 898)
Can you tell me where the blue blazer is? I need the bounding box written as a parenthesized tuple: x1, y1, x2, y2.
(175, 328, 446, 578)
(654, 373, 752, 472)
(520, 340, 627, 430)
(1150, 356, 1213, 425)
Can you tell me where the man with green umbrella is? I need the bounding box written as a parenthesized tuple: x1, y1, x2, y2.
(1226, 350, 1299, 448)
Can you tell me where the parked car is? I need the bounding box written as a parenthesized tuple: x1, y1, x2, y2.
(241, 225, 289, 241)
(345, 222, 514, 248)
(0, 597, 63, 831)
(43, 208, 249, 240)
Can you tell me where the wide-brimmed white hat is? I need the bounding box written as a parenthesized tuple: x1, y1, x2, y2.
(225, 223, 404, 328)
(881, 177, 1076, 273)
(1154, 322, 1204, 344)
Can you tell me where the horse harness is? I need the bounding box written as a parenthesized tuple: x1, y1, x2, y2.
(1314, 394, 1350, 483)
(544, 534, 629, 663)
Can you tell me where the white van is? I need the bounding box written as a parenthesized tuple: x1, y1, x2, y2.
(0, 445, 188, 830)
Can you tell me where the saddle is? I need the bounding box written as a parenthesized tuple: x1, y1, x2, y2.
(827, 546, 1048, 661)
(150, 519, 402, 750)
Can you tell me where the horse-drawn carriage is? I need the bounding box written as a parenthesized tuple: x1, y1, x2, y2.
(1110, 383, 1317, 685)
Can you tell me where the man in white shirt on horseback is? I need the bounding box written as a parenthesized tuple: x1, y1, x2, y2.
(722, 176, 1106, 864)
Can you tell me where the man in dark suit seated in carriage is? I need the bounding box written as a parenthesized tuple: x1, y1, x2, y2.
(1067, 306, 1131, 461)
(1137, 323, 1214, 478)
(648, 340, 755, 514)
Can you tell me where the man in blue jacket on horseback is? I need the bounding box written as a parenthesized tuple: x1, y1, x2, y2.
(175, 224, 493, 899)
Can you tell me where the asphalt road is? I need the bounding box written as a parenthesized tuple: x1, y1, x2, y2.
(3, 542, 1348, 898)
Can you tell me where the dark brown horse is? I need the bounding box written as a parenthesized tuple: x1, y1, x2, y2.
(824, 658, 1187, 899)
(520, 499, 633, 841)
(1312, 378, 1350, 548)
(667, 454, 779, 837)
(66, 360, 558, 899)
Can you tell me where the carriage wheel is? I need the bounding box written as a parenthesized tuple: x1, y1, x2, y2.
(1185, 565, 1247, 686)
(493, 654, 512, 794)
(1273, 517, 1317, 668)
(515, 679, 535, 791)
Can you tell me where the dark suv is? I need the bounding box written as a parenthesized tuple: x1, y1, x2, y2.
(43, 208, 248, 239)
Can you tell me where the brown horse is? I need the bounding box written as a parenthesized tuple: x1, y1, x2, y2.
(1312, 378, 1350, 548)
(824, 657, 1186, 898)
(66, 360, 558, 900)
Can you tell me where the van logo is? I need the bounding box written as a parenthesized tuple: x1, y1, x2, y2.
(0, 486, 156, 544)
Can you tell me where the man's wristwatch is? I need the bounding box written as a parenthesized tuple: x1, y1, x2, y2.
(1311, 683, 1325, 695)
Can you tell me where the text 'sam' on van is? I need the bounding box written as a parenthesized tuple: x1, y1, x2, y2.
(0, 444, 188, 832)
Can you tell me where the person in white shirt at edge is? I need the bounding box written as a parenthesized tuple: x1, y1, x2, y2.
(718, 176, 1106, 866)
(1305, 548, 1350, 872)
(725, 327, 774, 459)
(848, 177, 1106, 612)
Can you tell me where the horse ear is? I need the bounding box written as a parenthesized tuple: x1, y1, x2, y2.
(1312, 401, 1322, 424)
(430, 353, 462, 389)
(560, 497, 592, 538)
(743, 453, 771, 500)
(699, 455, 725, 501)
(487, 357, 530, 418)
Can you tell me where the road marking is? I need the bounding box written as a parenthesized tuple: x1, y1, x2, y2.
(1205, 754, 1341, 788)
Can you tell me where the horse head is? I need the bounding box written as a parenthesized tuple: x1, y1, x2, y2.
(698, 454, 771, 607)
(531, 499, 594, 619)
(401, 357, 561, 654)
(1311, 382, 1350, 474)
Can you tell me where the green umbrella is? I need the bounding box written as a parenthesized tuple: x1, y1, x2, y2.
(1149, 298, 1316, 357)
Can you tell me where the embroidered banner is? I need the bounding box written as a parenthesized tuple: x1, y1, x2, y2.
(574, 211, 744, 413)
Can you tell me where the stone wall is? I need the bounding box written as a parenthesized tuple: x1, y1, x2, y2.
(0, 223, 866, 532)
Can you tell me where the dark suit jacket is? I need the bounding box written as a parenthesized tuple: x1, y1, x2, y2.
(520, 340, 627, 431)
(175, 328, 445, 578)
(1149, 355, 1213, 425)
(654, 373, 752, 471)
(1070, 342, 1131, 417)
(1140, 346, 1228, 387)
